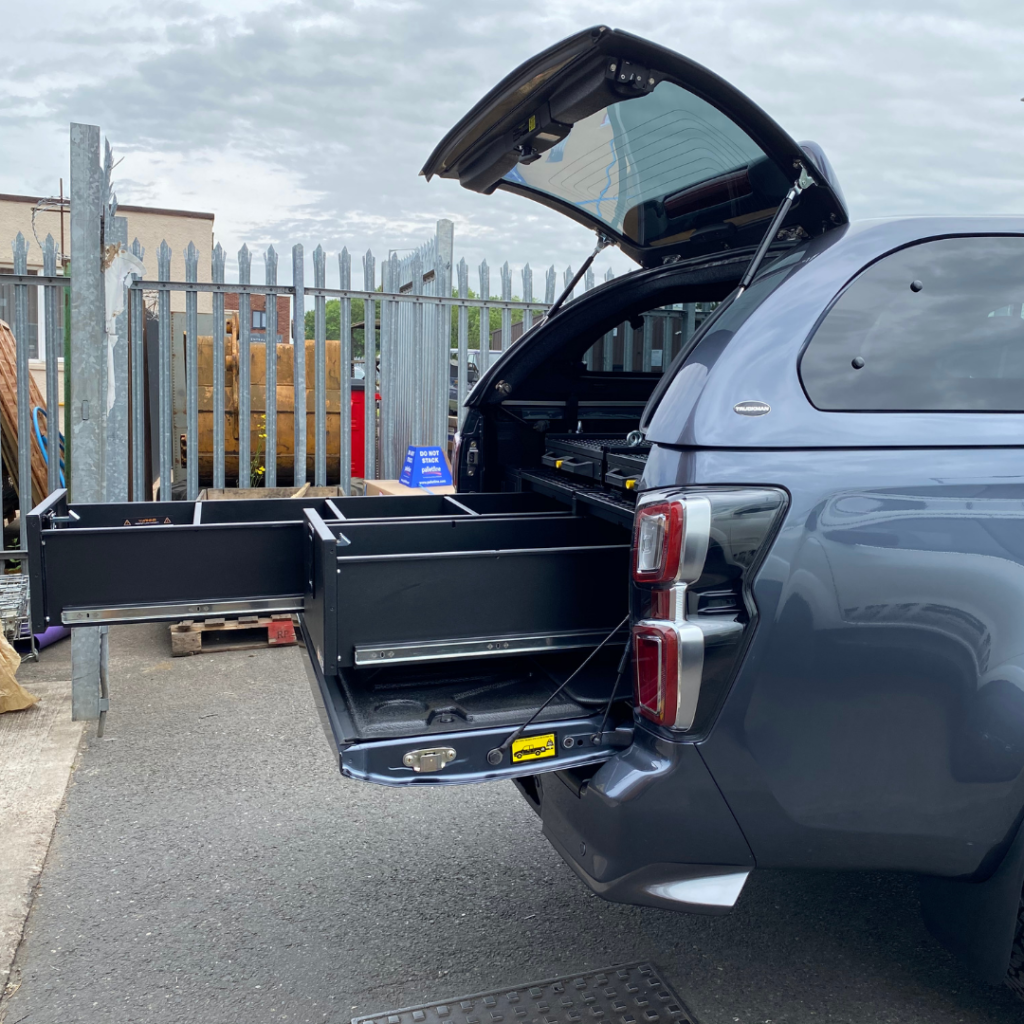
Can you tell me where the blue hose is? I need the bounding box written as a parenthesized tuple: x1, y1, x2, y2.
(32, 407, 65, 488)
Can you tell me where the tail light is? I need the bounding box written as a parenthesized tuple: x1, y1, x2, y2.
(632, 489, 787, 733)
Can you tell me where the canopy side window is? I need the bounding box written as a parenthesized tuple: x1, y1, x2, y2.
(800, 236, 1024, 412)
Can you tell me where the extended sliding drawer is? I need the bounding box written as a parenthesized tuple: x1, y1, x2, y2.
(27, 489, 584, 631)
(25, 490, 342, 630)
(302, 507, 631, 673)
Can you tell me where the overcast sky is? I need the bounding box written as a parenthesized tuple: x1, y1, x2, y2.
(3, 0, 1024, 288)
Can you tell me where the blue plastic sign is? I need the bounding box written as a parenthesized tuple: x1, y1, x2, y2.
(399, 446, 453, 488)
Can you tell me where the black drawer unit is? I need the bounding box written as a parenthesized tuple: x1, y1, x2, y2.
(28, 489, 634, 785)
(540, 433, 650, 493)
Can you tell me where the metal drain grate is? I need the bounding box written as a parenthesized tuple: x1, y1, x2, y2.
(353, 962, 696, 1024)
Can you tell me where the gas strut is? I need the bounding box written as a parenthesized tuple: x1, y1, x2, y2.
(543, 234, 614, 321)
(735, 162, 816, 295)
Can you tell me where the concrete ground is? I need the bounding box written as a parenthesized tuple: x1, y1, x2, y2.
(0, 667, 83, 992)
(2, 624, 1024, 1024)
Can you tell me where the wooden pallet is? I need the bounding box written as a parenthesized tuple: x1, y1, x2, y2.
(170, 614, 298, 656)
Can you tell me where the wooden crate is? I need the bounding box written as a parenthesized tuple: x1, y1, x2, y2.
(170, 614, 298, 657)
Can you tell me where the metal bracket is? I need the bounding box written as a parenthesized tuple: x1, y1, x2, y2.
(48, 509, 80, 529)
(401, 746, 456, 772)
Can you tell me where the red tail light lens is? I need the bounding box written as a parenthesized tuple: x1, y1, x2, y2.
(634, 624, 672, 721)
(632, 501, 684, 583)
(633, 620, 704, 729)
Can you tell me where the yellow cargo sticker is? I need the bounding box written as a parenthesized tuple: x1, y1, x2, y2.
(528, 114, 537, 132)
(512, 733, 556, 763)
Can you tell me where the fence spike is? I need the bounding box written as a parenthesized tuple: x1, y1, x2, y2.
(478, 259, 489, 298)
(43, 233, 55, 274)
(265, 244, 278, 282)
(184, 241, 198, 283)
(604, 267, 615, 282)
(522, 263, 533, 303)
(585, 267, 594, 292)
(501, 261, 511, 300)
(339, 247, 351, 289)
(131, 237, 145, 261)
(545, 265, 556, 305)
(158, 240, 171, 280)
(12, 231, 27, 265)
(212, 242, 225, 283)
(364, 249, 375, 290)
(238, 243, 251, 285)
(562, 265, 575, 304)
(313, 244, 326, 288)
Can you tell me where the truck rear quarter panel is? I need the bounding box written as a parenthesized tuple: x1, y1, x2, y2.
(647, 443, 1024, 879)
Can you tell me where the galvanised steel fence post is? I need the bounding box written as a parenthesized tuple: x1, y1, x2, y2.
(457, 258, 469, 430)
(237, 244, 251, 489)
(12, 233, 30, 555)
(157, 240, 172, 499)
(478, 260, 489, 374)
(184, 241, 199, 499)
(313, 244, 327, 486)
(292, 244, 306, 487)
(42, 234, 62, 496)
(69, 121, 107, 724)
(521, 264, 533, 336)
(264, 246, 279, 487)
(338, 247, 351, 494)
(362, 250, 376, 480)
(130, 238, 146, 501)
(211, 242, 226, 489)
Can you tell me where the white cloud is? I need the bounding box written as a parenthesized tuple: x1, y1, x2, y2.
(2, 0, 1023, 288)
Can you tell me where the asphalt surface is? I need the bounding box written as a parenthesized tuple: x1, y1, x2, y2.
(3, 624, 1024, 1024)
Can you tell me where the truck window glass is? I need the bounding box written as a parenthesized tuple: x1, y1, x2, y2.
(502, 80, 781, 248)
(800, 235, 1024, 411)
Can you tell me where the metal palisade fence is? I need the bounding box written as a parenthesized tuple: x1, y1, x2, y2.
(4, 123, 707, 531)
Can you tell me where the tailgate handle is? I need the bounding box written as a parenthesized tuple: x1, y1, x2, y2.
(402, 747, 457, 773)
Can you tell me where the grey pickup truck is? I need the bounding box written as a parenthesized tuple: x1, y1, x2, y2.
(28, 25, 1024, 1000)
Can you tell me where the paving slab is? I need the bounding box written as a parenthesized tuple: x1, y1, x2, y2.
(0, 672, 84, 993)
(1, 623, 1023, 1024)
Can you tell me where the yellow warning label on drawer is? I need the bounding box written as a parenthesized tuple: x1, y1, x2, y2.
(512, 733, 556, 763)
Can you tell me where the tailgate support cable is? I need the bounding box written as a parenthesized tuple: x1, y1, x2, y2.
(486, 613, 629, 766)
(595, 638, 633, 740)
(734, 162, 815, 296)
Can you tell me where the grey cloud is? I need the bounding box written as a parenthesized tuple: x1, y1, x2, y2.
(3, 0, 1023, 285)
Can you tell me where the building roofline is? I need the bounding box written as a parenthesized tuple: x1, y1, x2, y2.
(0, 193, 215, 221)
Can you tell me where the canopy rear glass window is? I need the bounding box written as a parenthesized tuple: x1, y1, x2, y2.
(503, 81, 787, 248)
(800, 236, 1024, 412)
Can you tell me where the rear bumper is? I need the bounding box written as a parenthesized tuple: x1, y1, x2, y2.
(537, 728, 755, 912)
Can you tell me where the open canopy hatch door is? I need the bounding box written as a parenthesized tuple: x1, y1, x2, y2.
(422, 26, 847, 268)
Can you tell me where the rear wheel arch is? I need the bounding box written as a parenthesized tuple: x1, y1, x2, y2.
(919, 810, 1024, 989)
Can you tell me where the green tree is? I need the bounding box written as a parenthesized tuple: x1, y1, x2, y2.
(305, 297, 367, 356)
(303, 289, 527, 360)
(449, 288, 524, 351)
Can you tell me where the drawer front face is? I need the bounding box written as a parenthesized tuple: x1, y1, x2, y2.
(333, 544, 629, 666)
